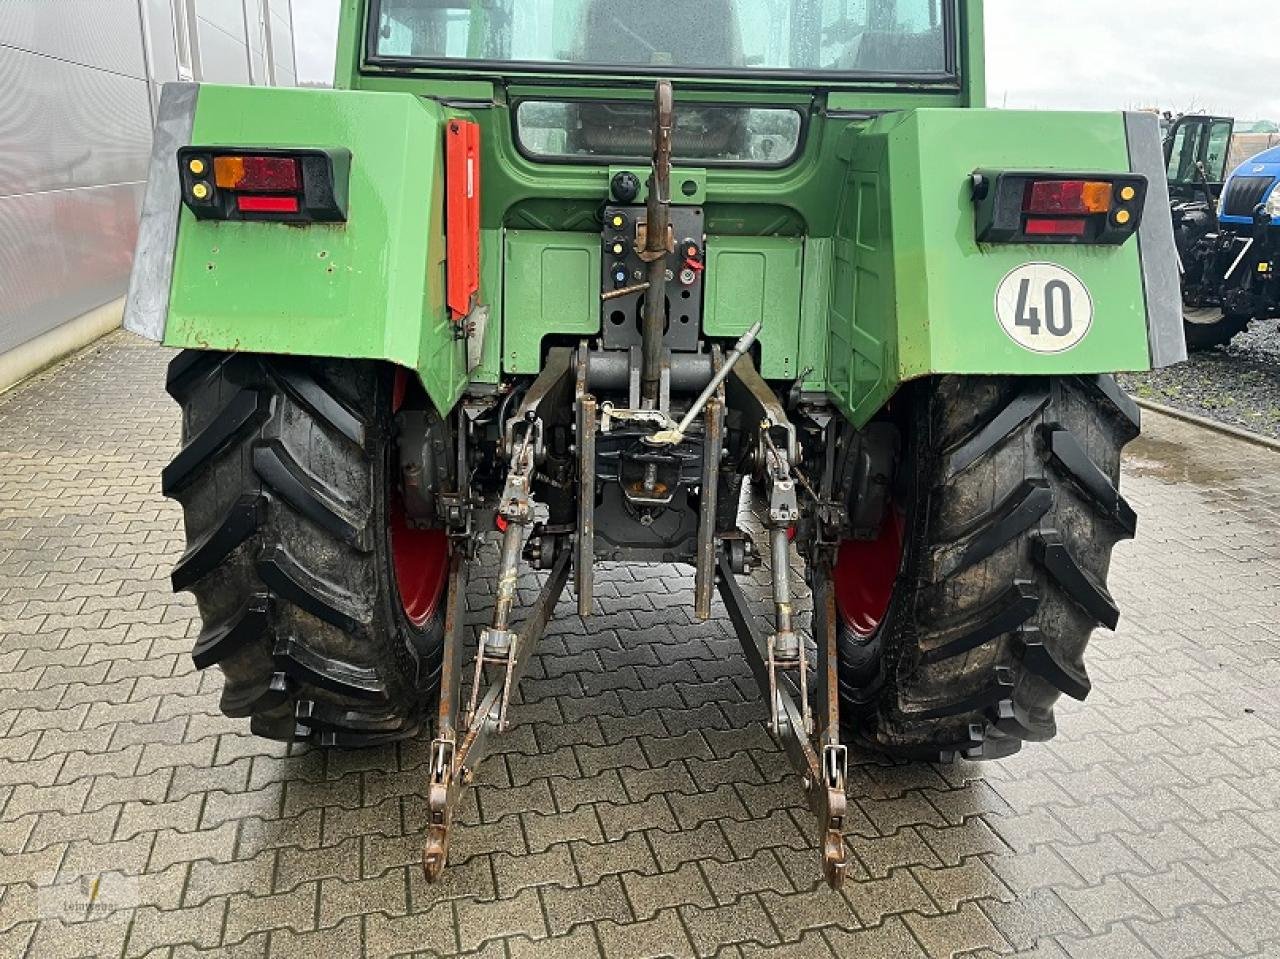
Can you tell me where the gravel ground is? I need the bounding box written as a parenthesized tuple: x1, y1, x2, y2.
(1118, 317, 1280, 441)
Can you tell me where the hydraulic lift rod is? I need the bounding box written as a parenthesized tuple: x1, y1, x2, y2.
(640, 79, 673, 408)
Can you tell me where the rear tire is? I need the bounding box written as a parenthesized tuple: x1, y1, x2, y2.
(836, 375, 1140, 761)
(1183, 306, 1250, 350)
(163, 351, 447, 746)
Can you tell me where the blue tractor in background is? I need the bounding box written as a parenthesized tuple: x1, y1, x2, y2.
(1168, 115, 1280, 349)
(1215, 145, 1280, 323)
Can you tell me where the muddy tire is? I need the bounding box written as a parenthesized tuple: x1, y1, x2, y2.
(163, 351, 447, 746)
(1183, 306, 1250, 351)
(836, 375, 1140, 761)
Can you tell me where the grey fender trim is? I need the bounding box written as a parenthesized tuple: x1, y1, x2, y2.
(1125, 111, 1187, 368)
(123, 82, 199, 342)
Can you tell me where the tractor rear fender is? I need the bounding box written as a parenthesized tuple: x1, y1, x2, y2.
(827, 109, 1183, 427)
(125, 83, 467, 416)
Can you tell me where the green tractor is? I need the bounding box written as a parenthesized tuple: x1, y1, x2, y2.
(125, 0, 1183, 888)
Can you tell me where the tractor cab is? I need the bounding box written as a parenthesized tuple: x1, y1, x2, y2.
(1165, 113, 1236, 203)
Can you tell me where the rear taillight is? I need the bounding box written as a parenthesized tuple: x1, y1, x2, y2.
(973, 171, 1147, 245)
(178, 147, 350, 223)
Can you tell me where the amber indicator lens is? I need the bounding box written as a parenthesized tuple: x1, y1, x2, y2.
(214, 155, 301, 192)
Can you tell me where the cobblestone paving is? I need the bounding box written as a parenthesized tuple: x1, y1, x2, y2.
(3, 331, 1280, 958)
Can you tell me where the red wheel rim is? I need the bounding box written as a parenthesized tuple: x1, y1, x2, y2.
(389, 498, 448, 627)
(389, 370, 449, 627)
(832, 509, 905, 637)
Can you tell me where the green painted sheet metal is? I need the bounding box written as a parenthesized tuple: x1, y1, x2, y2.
(503, 230, 600, 373)
(961, 0, 986, 107)
(500, 231, 802, 379)
(702, 237, 803, 380)
(797, 238, 833, 392)
(349, 79, 971, 392)
(164, 84, 467, 415)
(828, 146, 897, 426)
(472, 228, 505, 383)
(333, 0, 362, 88)
(827, 108, 1155, 426)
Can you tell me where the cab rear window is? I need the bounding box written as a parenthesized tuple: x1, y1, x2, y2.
(515, 100, 803, 167)
(370, 0, 953, 81)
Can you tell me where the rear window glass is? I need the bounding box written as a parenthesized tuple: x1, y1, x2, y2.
(373, 0, 951, 79)
(515, 101, 803, 166)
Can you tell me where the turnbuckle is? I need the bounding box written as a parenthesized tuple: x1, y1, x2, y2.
(466, 416, 536, 728)
(761, 424, 809, 736)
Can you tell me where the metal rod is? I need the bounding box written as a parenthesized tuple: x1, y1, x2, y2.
(491, 521, 523, 635)
(813, 565, 841, 745)
(640, 79, 673, 408)
(694, 395, 722, 621)
(435, 553, 469, 740)
(576, 395, 596, 617)
(647, 321, 762, 448)
(770, 525, 795, 645)
(601, 281, 650, 302)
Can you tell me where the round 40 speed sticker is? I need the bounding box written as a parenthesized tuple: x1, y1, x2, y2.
(994, 262, 1094, 354)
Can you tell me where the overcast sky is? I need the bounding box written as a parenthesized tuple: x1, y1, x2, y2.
(293, 1, 1279, 120)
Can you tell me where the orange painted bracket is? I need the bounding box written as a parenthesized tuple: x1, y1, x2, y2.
(445, 120, 481, 323)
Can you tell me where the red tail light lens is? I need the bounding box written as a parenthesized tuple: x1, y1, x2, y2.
(236, 195, 300, 214)
(1025, 217, 1088, 237)
(1025, 180, 1114, 215)
(214, 155, 301, 192)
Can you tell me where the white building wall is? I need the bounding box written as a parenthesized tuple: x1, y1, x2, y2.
(0, 0, 298, 359)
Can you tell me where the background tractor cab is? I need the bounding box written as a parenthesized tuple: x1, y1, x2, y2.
(1165, 114, 1236, 203)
